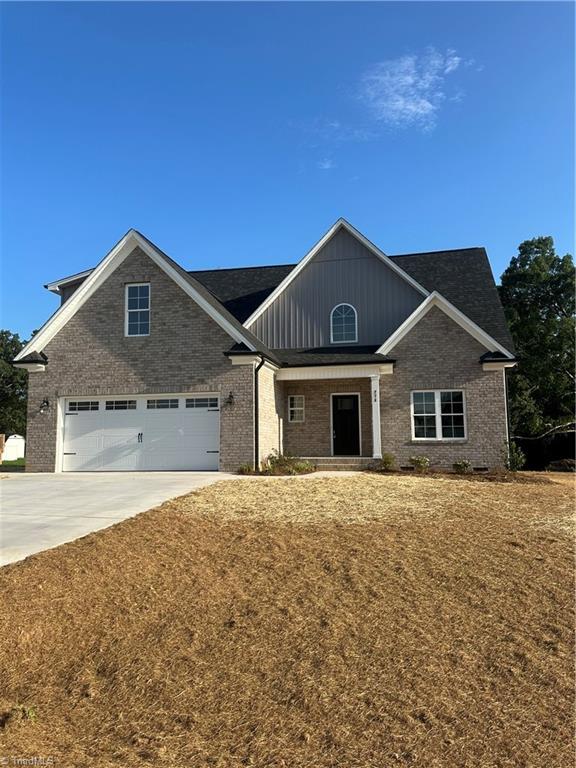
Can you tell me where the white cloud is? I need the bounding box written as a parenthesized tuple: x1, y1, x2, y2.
(317, 157, 336, 170)
(358, 48, 468, 130)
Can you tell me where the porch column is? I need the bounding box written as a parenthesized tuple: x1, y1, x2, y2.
(370, 374, 382, 459)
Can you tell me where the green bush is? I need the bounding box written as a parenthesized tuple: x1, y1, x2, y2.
(260, 450, 315, 476)
(377, 452, 396, 471)
(505, 441, 526, 472)
(409, 455, 430, 473)
(237, 463, 254, 475)
(453, 459, 472, 474)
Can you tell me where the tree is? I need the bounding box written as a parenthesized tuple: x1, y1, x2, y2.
(499, 237, 575, 438)
(0, 330, 28, 437)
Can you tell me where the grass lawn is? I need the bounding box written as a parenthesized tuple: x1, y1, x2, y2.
(0, 474, 573, 767)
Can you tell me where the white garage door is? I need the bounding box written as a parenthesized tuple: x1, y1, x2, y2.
(62, 395, 220, 471)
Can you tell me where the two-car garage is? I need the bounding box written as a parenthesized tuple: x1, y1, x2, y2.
(61, 394, 220, 471)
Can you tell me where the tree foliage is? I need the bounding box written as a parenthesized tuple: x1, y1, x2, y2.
(0, 330, 28, 437)
(499, 237, 575, 438)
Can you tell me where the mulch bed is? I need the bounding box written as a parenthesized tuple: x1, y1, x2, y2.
(0, 474, 573, 767)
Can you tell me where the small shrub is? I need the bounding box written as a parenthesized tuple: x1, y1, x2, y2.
(505, 441, 526, 472)
(261, 450, 315, 476)
(409, 455, 430, 473)
(377, 452, 396, 472)
(453, 459, 472, 474)
(237, 463, 254, 475)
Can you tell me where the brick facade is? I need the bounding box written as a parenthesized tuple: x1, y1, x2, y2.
(24, 250, 509, 475)
(282, 378, 373, 457)
(25, 247, 254, 472)
(380, 306, 508, 469)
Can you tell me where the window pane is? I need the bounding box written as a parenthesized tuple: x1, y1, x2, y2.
(68, 401, 99, 412)
(413, 392, 436, 415)
(186, 397, 219, 409)
(414, 414, 436, 438)
(105, 400, 137, 410)
(331, 305, 357, 342)
(442, 414, 465, 438)
(441, 391, 463, 414)
(147, 399, 178, 409)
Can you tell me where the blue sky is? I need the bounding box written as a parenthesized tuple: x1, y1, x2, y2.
(1, 1, 574, 338)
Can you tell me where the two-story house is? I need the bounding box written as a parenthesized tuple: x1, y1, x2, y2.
(14, 219, 516, 472)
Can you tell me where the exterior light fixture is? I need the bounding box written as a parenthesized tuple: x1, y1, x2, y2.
(225, 392, 234, 407)
(39, 398, 50, 414)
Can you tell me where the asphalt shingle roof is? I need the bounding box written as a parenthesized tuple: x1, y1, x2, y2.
(190, 247, 514, 353)
(45, 243, 514, 357)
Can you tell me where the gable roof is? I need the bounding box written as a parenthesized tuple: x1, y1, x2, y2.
(377, 291, 515, 358)
(189, 264, 296, 323)
(15, 230, 279, 364)
(38, 225, 515, 356)
(242, 218, 430, 328)
(389, 247, 514, 352)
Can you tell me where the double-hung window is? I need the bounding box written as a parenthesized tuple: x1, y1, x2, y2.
(288, 395, 305, 423)
(411, 390, 466, 440)
(125, 283, 150, 336)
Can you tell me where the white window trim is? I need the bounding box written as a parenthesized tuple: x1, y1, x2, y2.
(125, 282, 150, 338)
(288, 395, 305, 423)
(410, 389, 467, 442)
(330, 303, 358, 344)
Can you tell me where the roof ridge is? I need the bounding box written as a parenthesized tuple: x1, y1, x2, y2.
(391, 247, 485, 258)
(189, 263, 297, 274)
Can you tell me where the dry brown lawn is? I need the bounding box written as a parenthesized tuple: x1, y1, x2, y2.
(0, 473, 573, 767)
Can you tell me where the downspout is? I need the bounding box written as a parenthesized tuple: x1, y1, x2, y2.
(253, 356, 266, 471)
(503, 367, 511, 463)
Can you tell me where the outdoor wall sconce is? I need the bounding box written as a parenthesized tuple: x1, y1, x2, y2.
(224, 392, 234, 407)
(39, 398, 50, 414)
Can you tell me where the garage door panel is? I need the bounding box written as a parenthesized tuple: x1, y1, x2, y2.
(62, 395, 220, 472)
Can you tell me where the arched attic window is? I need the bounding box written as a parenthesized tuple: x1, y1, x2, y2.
(330, 303, 358, 344)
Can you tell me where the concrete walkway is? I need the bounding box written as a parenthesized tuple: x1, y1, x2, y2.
(0, 472, 234, 566)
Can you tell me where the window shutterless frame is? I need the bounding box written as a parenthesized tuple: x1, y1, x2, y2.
(410, 389, 467, 441)
(330, 303, 358, 344)
(125, 283, 151, 337)
(288, 395, 305, 423)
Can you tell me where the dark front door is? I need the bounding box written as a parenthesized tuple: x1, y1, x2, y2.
(332, 394, 360, 456)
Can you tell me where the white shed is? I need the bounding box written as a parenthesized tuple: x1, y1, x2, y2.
(2, 435, 25, 462)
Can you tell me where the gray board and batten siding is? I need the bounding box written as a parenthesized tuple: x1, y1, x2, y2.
(249, 228, 423, 349)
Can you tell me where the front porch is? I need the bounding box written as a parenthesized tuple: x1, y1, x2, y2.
(274, 362, 392, 463)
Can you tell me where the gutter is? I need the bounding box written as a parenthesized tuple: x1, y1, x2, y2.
(253, 356, 266, 471)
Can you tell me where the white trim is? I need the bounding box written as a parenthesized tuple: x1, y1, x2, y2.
(12, 363, 46, 372)
(482, 360, 517, 371)
(330, 303, 358, 344)
(503, 368, 510, 449)
(276, 363, 393, 381)
(287, 394, 305, 423)
(243, 218, 429, 328)
(377, 291, 515, 358)
(370, 374, 382, 459)
(45, 269, 94, 294)
(55, 397, 65, 472)
(410, 389, 467, 442)
(15, 230, 257, 361)
(124, 282, 150, 338)
(330, 392, 362, 457)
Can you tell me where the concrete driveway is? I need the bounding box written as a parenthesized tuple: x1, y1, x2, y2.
(0, 471, 234, 566)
